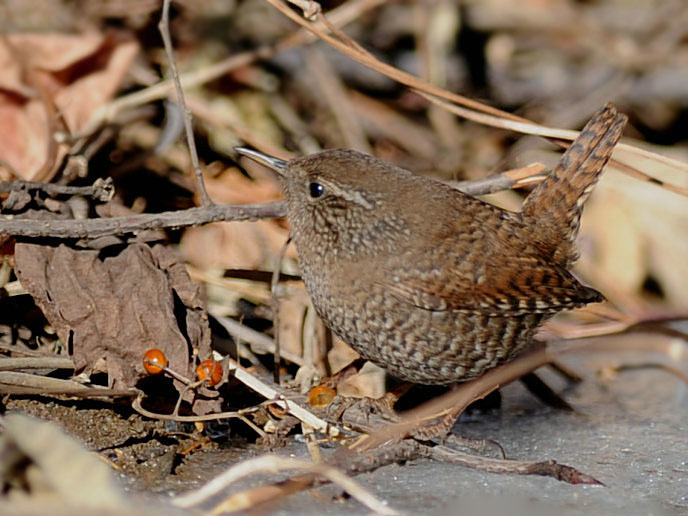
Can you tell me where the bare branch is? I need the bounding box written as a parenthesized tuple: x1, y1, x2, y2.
(0, 202, 286, 239)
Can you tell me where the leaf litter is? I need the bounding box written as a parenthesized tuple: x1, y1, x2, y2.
(0, 0, 687, 514)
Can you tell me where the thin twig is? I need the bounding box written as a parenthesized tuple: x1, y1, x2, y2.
(222, 268, 301, 283)
(452, 163, 547, 196)
(0, 357, 75, 371)
(131, 391, 268, 423)
(417, 92, 688, 197)
(158, 0, 212, 206)
(545, 309, 688, 340)
(305, 47, 371, 153)
(348, 91, 438, 159)
(0, 371, 136, 397)
(429, 445, 602, 485)
(213, 314, 305, 366)
(610, 362, 688, 384)
(82, 0, 386, 136)
(613, 362, 688, 384)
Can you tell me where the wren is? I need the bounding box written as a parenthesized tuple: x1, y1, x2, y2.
(236, 104, 627, 385)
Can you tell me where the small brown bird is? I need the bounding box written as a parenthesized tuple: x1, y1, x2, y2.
(236, 104, 627, 385)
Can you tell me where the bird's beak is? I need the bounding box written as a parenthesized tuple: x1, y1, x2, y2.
(234, 147, 287, 176)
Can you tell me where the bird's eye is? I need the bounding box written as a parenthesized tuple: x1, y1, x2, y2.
(308, 182, 326, 199)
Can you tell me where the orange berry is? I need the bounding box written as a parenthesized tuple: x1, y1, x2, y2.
(308, 385, 336, 408)
(196, 360, 223, 386)
(143, 349, 167, 374)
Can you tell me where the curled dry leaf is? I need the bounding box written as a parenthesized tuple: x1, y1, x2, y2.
(14, 242, 212, 394)
(0, 32, 138, 181)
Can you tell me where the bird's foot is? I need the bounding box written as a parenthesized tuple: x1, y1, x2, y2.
(409, 412, 506, 458)
(444, 433, 506, 459)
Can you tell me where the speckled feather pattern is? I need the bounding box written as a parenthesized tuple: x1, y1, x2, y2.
(277, 104, 627, 384)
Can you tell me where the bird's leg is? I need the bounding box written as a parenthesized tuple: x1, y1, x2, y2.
(401, 383, 509, 458)
(407, 409, 506, 458)
(328, 382, 411, 425)
(519, 372, 575, 411)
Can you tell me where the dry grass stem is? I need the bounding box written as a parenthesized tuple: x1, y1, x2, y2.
(158, 0, 212, 206)
(0, 357, 75, 371)
(0, 371, 136, 397)
(271, 237, 292, 383)
(172, 454, 401, 515)
(213, 314, 305, 366)
(222, 355, 341, 437)
(82, 0, 385, 135)
(266, 0, 688, 192)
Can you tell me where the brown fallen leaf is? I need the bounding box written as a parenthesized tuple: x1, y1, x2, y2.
(14, 242, 212, 400)
(0, 31, 138, 181)
(204, 166, 283, 205)
(180, 167, 293, 270)
(181, 219, 291, 271)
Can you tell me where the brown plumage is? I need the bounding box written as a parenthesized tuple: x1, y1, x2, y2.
(236, 104, 627, 384)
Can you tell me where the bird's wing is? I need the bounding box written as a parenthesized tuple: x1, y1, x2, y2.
(378, 252, 602, 316)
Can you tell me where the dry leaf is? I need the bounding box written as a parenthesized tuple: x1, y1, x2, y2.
(180, 167, 293, 270)
(336, 361, 386, 400)
(0, 32, 138, 181)
(327, 335, 360, 375)
(14, 242, 211, 392)
(579, 165, 688, 309)
(181, 220, 291, 270)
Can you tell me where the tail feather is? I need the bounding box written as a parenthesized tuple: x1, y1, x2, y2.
(521, 103, 628, 266)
